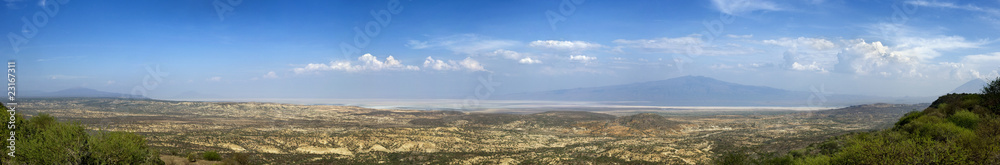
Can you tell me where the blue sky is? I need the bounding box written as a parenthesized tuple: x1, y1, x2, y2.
(2, 0, 1000, 99)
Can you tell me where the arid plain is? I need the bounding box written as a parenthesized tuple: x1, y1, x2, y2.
(21, 98, 926, 164)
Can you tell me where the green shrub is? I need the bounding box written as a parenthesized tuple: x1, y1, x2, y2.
(949, 110, 980, 129)
(895, 111, 923, 129)
(18, 116, 87, 164)
(222, 152, 252, 165)
(187, 152, 197, 162)
(88, 131, 154, 164)
(203, 150, 222, 161)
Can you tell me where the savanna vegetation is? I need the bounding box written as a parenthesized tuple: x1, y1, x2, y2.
(0, 103, 163, 164)
(716, 78, 1000, 164)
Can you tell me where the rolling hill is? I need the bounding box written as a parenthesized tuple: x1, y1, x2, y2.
(495, 76, 933, 106)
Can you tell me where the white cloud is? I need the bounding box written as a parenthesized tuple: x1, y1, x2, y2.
(710, 0, 782, 15)
(726, 34, 754, 38)
(486, 49, 523, 60)
(960, 53, 1000, 79)
(892, 35, 984, 60)
(207, 76, 223, 82)
(423, 56, 487, 71)
(791, 62, 827, 72)
(459, 57, 486, 71)
(907, 0, 1000, 16)
(261, 71, 278, 78)
(518, 57, 542, 64)
(406, 34, 519, 55)
(294, 54, 419, 74)
(870, 23, 987, 60)
(834, 39, 921, 77)
(763, 37, 835, 50)
(613, 35, 703, 54)
(529, 40, 602, 51)
(569, 55, 596, 62)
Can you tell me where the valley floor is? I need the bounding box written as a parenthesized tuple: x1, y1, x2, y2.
(21, 98, 926, 164)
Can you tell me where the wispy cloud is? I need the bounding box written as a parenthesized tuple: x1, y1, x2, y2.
(870, 23, 988, 60)
(49, 75, 88, 80)
(612, 35, 703, 54)
(529, 40, 603, 51)
(406, 34, 520, 55)
(710, 0, 782, 15)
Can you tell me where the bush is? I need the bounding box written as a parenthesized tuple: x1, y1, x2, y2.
(88, 131, 156, 164)
(949, 110, 980, 129)
(203, 150, 222, 161)
(222, 152, 252, 165)
(895, 111, 923, 129)
(187, 152, 197, 162)
(18, 115, 87, 164)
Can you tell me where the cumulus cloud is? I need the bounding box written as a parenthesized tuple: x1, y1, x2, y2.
(294, 54, 419, 74)
(529, 40, 602, 51)
(791, 62, 827, 72)
(406, 34, 519, 55)
(423, 56, 487, 71)
(710, 0, 782, 15)
(518, 57, 542, 64)
(960, 53, 1000, 79)
(834, 39, 921, 77)
(569, 55, 596, 63)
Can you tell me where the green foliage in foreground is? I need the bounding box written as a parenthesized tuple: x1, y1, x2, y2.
(203, 150, 222, 161)
(715, 77, 1000, 164)
(0, 103, 163, 164)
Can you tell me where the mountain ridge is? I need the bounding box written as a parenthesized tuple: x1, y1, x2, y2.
(494, 76, 933, 106)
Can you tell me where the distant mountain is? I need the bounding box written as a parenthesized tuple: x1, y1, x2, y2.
(494, 76, 932, 106)
(21, 87, 145, 98)
(950, 79, 987, 94)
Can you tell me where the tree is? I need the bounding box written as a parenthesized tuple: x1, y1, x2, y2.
(88, 131, 158, 164)
(983, 77, 1000, 111)
(203, 150, 222, 161)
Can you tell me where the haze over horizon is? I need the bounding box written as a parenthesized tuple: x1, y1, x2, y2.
(4, 0, 1000, 99)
